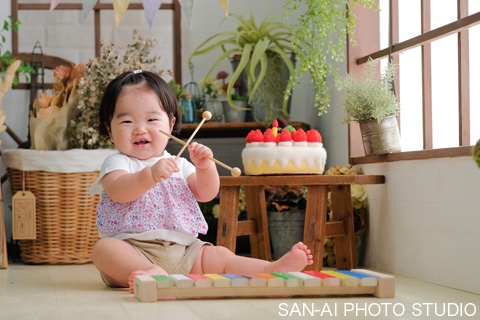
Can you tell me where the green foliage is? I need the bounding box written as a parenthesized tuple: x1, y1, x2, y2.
(473, 139, 480, 169)
(0, 16, 35, 86)
(231, 93, 247, 101)
(336, 59, 399, 123)
(283, 0, 377, 117)
(168, 78, 184, 100)
(188, 12, 295, 115)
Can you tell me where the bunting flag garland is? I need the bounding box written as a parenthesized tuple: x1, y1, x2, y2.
(50, 0, 61, 10)
(51, 0, 228, 27)
(142, 0, 164, 28)
(113, 0, 130, 27)
(178, 0, 194, 28)
(82, 0, 98, 21)
(218, 0, 229, 17)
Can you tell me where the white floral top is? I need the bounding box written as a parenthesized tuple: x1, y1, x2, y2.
(89, 151, 208, 244)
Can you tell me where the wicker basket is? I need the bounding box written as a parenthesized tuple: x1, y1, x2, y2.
(7, 168, 100, 264)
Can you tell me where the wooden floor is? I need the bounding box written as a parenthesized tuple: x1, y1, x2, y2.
(1, 263, 479, 319)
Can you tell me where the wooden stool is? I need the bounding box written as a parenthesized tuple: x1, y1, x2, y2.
(217, 175, 385, 271)
(0, 188, 8, 268)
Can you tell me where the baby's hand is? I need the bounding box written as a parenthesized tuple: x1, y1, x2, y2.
(151, 157, 179, 182)
(188, 142, 213, 170)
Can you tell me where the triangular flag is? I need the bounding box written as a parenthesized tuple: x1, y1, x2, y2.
(218, 0, 229, 17)
(178, 0, 194, 28)
(113, 0, 130, 27)
(82, 0, 98, 21)
(142, 0, 164, 28)
(50, 0, 61, 10)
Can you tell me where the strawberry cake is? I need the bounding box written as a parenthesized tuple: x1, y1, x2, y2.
(241, 119, 327, 175)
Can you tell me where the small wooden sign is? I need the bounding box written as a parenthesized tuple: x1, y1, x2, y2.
(12, 191, 36, 240)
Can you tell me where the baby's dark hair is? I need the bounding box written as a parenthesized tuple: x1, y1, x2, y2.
(98, 70, 182, 137)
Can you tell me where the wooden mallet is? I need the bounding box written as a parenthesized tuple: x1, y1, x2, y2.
(176, 111, 212, 159)
(159, 129, 242, 177)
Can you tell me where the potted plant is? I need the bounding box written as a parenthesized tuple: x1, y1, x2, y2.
(199, 73, 226, 122)
(216, 70, 248, 122)
(188, 12, 295, 123)
(336, 59, 401, 155)
(265, 185, 307, 260)
(283, 0, 377, 117)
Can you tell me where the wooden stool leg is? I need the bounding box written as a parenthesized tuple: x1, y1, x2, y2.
(303, 185, 328, 271)
(330, 185, 356, 270)
(245, 186, 271, 261)
(0, 190, 7, 269)
(217, 186, 240, 252)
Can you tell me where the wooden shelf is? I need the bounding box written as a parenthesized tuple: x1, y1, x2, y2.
(176, 122, 310, 139)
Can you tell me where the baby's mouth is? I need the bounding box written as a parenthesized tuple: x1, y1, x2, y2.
(134, 139, 149, 145)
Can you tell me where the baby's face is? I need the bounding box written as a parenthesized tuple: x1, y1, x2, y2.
(109, 86, 174, 160)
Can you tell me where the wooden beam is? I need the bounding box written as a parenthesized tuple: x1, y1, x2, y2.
(357, 10, 480, 64)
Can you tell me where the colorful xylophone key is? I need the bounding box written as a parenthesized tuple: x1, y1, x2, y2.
(134, 269, 396, 302)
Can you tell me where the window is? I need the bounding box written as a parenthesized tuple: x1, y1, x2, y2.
(11, 0, 182, 84)
(348, 0, 479, 164)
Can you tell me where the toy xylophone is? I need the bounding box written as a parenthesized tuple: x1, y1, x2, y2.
(134, 269, 395, 302)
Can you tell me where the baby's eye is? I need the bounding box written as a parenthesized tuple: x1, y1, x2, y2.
(121, 120, 133, 124)
(148, 118, 159, 122)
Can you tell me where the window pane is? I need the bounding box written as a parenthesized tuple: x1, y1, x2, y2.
(431, 34, 459, 149)
(398, 0, 420, 42)
(431, 0, 457, 30)
(379, 0, 390, 49)
(470, 2, 480, 143)
(398, 47, 423, 151)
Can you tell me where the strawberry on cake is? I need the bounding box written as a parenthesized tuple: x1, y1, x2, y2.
(241, 119, 327, 175)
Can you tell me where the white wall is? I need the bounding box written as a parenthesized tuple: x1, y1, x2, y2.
(1, 0, 479, 295)
(363, 157, 480, 295)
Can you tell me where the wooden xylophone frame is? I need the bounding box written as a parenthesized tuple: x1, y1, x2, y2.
(134, 269, 395, 302)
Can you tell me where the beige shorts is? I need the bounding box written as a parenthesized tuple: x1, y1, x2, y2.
(100, 238, 211, 287)
(125, 238, 211, 274)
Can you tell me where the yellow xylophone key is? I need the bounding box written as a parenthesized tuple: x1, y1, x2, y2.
(152, 275, 174, 288)
(169, 274, 194, 288)
(187, 274, 212, 287)
(288, 272, 322, 287)
(336, 270, 378, 287)
(321, 270, 360, 286)
(254, 273, 284, 287)
(203, 274, 231, 287)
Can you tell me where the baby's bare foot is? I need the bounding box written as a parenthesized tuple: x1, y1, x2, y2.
(128, 267, 169, 294)
(270, 242, 313, 273)
(128, 270, 149, 294)
(129, 270, 177, 300)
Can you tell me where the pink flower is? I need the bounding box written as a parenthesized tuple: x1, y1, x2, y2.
(216, 71, 229, 80)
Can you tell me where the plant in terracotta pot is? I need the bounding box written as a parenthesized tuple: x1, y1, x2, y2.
(336, 59, 401, 155)
(188, 12, 295, 123)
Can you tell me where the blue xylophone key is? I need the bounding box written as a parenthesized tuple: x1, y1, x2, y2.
(336, 270, 378, 286)
(221, 274, 249, 287)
